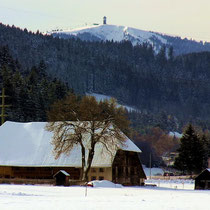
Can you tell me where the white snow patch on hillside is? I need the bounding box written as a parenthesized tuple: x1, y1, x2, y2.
(169, 131, 182, 138)
(86, 92, 138, 112)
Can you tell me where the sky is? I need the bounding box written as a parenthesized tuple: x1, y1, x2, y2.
(0, 0, 210, 41)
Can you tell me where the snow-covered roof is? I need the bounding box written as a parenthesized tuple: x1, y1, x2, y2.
(0, 121, 141, 168)
(54, 170, 70, 177)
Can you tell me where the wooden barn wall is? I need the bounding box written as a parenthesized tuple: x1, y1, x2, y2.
(112, 150, 146, 186)
(0, 166, 80, 179)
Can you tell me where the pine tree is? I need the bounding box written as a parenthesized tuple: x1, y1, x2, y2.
(201, 134, 210, 168)
(174, 124, 205, 174)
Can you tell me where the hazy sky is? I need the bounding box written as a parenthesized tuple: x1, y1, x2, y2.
(0, 0, 210, 41)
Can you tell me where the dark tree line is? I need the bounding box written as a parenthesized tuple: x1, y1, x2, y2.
(1, 23, 210, 131)
(174, 124, 210, 175)
(0, 46, 70, 123)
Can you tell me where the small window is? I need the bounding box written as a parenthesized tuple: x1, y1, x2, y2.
(99, 168, 104, 172)
(99, 176, 104, 180)
(91, 168, 96, 173)
(91, 176, 96, 180)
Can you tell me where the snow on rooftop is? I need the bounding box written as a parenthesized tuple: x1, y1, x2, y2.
(0, 121, 141, 167)
(54, 170, 70, 177)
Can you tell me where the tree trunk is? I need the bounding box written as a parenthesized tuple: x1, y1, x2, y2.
(80, 143, 86, 181)
(83, 142, 96, 182)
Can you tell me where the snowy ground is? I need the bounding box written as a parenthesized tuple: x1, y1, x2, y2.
(0, 180, 209, 210)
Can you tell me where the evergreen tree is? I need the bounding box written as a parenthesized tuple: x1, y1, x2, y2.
(174, 124, 205, 174)
(200, 134, 209, 168)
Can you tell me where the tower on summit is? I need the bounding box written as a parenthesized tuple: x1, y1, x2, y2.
(103, 16, 107, 25)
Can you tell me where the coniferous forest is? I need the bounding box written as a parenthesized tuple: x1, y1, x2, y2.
(1, 23, 210, 166)
(1, 23, 210, 130)
(0, 45, 70, 122)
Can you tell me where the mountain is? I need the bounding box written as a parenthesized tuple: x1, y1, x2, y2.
(50, 24, 167, 52)
(2, 23, 210, 132)
(50, 24, 210, 55)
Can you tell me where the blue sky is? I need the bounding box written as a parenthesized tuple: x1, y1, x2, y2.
(0, 0, 210, 41)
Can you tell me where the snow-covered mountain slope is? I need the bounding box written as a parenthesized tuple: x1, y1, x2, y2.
(50, 24, 210, 55)
(51, 24, 167, 52)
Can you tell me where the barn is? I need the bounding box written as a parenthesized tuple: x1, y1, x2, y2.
(194, 169, 210, 190)
(0, 121, 146, 185)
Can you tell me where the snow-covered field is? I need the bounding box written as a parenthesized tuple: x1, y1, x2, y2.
(0, 181, 209, 210)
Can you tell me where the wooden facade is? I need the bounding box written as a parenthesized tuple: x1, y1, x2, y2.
(0, 121, 146, 186)
(53, 170, 70, 186)
(0, 166, 80, 180)
(195, 169, 210, 190)
(0, 150, 146, 186)
(112, 150, 146, 186)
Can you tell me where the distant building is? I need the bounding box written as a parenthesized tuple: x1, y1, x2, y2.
(103, 16, 107, 25)
(162, 152, 179, 167)
(195, 169, 210, 190)
(53, 170, 70, 186)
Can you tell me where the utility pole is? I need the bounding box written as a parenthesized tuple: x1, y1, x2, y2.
(149, 153, 152, 179)
(0, 88, 11, 125)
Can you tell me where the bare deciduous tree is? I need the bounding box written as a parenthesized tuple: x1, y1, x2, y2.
(46, 94, 130, 181)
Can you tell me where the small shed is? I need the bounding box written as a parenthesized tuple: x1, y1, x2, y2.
(53, 170, 70, 186)
(195, 169, 210, 190)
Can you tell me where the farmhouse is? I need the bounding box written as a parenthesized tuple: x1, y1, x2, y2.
(0, 121, 146, 185)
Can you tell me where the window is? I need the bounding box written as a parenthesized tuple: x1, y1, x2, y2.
(91, 168, 96, 173)
(99, 168, 104, 172)
(91, 176, 96, 180)
(99, 176, 104, 180)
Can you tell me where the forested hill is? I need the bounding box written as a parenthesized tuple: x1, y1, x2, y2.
(0, 45, 70, 122)
(1, 23, 210, 130)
